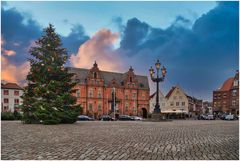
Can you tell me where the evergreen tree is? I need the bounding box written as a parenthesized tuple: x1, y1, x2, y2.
(22, 24, 81, 124)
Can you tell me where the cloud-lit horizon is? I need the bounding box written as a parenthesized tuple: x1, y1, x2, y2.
(1, 1, 239, 101)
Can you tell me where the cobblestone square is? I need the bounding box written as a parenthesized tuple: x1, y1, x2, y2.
(1, 120, 239, 160)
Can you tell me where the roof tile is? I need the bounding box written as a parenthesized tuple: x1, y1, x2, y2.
(2, 83, 23, 90)
(68, 67, 149, 89)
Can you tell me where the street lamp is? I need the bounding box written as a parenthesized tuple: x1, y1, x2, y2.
(149, 60, 167, 113)
(113, 87, 116, 120)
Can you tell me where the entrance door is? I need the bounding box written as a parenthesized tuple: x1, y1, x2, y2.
(142, 108, 147, 118)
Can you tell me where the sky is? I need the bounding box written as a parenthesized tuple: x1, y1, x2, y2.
(1, 1, 239, 101)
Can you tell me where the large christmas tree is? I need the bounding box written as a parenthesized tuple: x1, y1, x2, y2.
(22, 24, 81, 125)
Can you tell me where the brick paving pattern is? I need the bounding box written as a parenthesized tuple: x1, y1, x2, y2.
(1, 120, 239, 160)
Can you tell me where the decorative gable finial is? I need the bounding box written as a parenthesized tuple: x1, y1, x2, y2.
(129, 66, 134, 72)
(93, 61, 98, 67)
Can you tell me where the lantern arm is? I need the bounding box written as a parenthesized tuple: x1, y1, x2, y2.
(154, 77, 164, 82)
(151, 77, 157, 82)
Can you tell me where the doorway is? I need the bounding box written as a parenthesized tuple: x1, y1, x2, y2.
(142, 108, 148, 118)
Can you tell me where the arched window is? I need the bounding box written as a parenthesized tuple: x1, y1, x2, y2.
(130, 76, 132, 82)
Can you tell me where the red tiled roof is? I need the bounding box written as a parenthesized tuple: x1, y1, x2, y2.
(165, 87, 176, 99)
(1, 83, 23, 90)
(218, 77, 234, 91)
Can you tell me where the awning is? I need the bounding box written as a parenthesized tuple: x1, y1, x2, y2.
(161, 111, 188, 114)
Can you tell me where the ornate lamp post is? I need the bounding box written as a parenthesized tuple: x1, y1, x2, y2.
(149, 60, 167, 113)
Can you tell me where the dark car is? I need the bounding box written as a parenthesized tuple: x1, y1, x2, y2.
(99, 115, 114, 121)
(234, 115, 239, 120)
(118, 115, 134, 121)
(78, 115, 94, 121)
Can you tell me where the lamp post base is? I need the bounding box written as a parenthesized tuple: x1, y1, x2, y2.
(149, 113, 168, 122)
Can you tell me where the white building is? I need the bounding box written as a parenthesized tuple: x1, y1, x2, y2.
(165, 86, 189, 114)
(1, 83, 23, 112)
(149, 90, 167, 113)
(150, 85, 189, 115)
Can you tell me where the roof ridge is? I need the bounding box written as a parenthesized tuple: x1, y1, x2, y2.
(2, 82, 23, 90)
(165, 86, 176, 99)
(68, 66, 148, 77)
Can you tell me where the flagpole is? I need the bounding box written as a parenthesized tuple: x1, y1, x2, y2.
(113, 87, 116, 120)
(107, 94, 108, 115)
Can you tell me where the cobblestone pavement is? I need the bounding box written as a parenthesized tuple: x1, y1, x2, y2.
(1, 120, 239, 160)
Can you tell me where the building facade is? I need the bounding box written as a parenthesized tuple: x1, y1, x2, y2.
(149, 91, 167, 113)
(187, 96, 203, 116)
(213, 70, 239, 115)
(149, 86, 189, 117)
(69, 62, 150, 118)
(1, 83, 23, 112)
(165, 86, 189, 115)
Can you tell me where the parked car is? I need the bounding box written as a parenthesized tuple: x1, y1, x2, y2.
(118, 115, 134, 121)
(198, 114, 207, 120)
(131, 116, 143, 121)
(78, 115, 94, 121)
(220, 113, 227, 120)
(99, 115, 114, 121)
(225, 114, 234, 120)
(205, 114, 215, 120)
(234, 115, 239, 120)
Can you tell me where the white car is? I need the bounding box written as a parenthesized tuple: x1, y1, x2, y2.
(206, 114, 214, 120)
(131, 116, 143, 121)
(225, 114, 234, 120)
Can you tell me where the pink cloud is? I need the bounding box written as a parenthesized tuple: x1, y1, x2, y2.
(1, 55, 29, 84)
(2, 49, 16, 56)
(70, 28, 123, 72)
(1, 36, 16, 56)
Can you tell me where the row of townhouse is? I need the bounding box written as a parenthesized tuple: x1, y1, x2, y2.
(149, 85, 203, 117)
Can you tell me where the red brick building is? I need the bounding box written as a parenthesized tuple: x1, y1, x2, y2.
(69, 62, 150, 118)
(213, 70, 239, 114)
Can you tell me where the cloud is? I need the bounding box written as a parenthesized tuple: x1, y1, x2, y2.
(117, 1, 238, 100)
(120, 18, 150, 52)
(1, 6, 42, 65)
(61, 24, 90, 56)
(1, 36, 16, 56)
(70, 29, 121, 71)
(2, 49, 16, 56)
(1, 1, 238, 101)
(1, 55, 30, 84)
(111, 16, 125, 32)
(1, 5, 89, 84)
